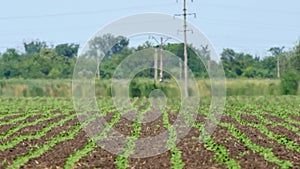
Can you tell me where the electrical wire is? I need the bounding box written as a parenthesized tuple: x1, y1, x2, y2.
(0, 2, 176, 20)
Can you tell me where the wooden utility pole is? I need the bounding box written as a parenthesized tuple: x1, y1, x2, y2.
(183, 0, 189, 97)
(201, 45, 211, 74)
(179, 58, 182, 81)
(96, 58, 100, 79)
(154, 48, 158, 81)
(150, 36, 170, 82)
(160, 37, 164, 82)
(175, 0, 195, 97)
(269, 46, 284, 79)
(277, 56, 280, 78)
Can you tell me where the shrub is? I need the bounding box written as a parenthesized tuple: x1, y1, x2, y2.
(30, 86, 45, 97)
(280, 71, 299, 95)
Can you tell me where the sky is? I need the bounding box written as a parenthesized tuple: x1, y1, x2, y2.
(0, 0, 299, 57)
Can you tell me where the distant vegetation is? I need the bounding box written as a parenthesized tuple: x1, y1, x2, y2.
(0, 34, 299, 95)
(1, 78, 299, 97)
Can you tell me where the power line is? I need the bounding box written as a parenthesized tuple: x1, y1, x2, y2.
(0, 2, 175, 20)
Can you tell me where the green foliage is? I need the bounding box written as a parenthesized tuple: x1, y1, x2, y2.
(88, 33, 129, 58)
(7, 122, 82, 169)
(0, 41, 77, 79)
(54, 43, 79, 58)
(269, 46, 285, 56)
(280, 71, 299, 95)
(199, 96, 300, 168)
(29, 86, 45, 97)
(128, 78, 181, 98)
(113, 98, 149, 168)
(278, 42, 300, 95)
(161, 102, 185, 169)
(225, 79, 281, 96)
(129, 78, 156, 97)
(204, 138, 240, 168)
(164, 43, 208, 78)
(64, 140, 96, 169)
(23, 40, 47, 56)
(1, 78, 298, 98)
(260, 56, 276, 78)
(221, 48, 265, 78)
(1, 37, 300, 81)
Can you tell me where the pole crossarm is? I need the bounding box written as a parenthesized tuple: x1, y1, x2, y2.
(174, 0, 196, 98)
(174, 13, 196, 18)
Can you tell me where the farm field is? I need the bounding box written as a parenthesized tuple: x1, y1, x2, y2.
(0, 96, 300, 169)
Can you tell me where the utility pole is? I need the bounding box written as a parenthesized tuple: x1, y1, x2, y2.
(96, 50, 101, 79)
(149, 36, 171, 82)
(175, 0, 195, 98)
(268, 46, 284, 79)
(179, 58, 182, 81)
(96, 58, 100, 79)
(154, 48, 158, 81)
(201, 45, 210, 74)
(183, 0, 189, 97)
(277, 56, 280, 78)
(160, 37, 164, 82)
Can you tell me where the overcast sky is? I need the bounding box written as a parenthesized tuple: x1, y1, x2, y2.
(0, 0, 299, 57)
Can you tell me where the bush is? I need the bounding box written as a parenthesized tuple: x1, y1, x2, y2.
(129, 78, 157, 97)
(22, 89, 29, 97)
(280, 71, 299, 95)
(30, 86, 45, 97)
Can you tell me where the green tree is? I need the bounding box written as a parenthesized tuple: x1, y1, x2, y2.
(23, 40, 47, 56)
(87, 34, 129, 79)
(280, 71, 299, 95)
(279, 43, 299, 95)
(221, 48, 239, 78)
(260, 56, 276, 78)
(99, 48, 132, 79)
(290, 42, 300, 72)
(54, 43, 79, 58)
(0, 48, 22, 78)
(221, 48, 265, 78)
(164, 43, 207, 78)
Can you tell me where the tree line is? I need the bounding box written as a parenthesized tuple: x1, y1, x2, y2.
(0, 41, 78, 79)
(0, 35, 299, 81)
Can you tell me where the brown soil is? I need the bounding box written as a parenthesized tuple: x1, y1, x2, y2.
(0, 112, 24, 123)
(74, 147, 117, 169)
(112, 117, 134, 136)
(266, 125, 300, 146)
(0, 118, 78, 169)
(168, 112, 178, 125)
(22, 130, 88, 169)
(5, 114, 65, 143)
(263, 114, 285, 123)
(178, 127, 225, 169)
(128, 151, 172, 169)
(140, 114, 167, 138)
(222, 115, 300, 167)
(214, 117, 279, 168)
(288, 115, 300, 122)
(1, 99, 300, 169)
(0, 114, 44, 134)
(240, 114, 260, 124)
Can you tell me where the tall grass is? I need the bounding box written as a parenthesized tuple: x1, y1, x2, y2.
(0, 78, 298, 97)
(0, 79, 72, 97)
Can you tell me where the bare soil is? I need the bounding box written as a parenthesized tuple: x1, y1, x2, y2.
(1, 103, 300, 169)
